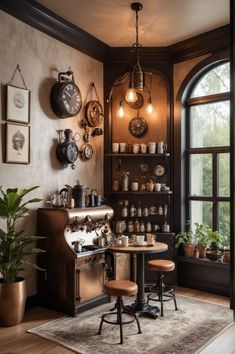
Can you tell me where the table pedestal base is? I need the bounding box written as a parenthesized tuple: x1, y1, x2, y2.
(124, 302, 159, 319)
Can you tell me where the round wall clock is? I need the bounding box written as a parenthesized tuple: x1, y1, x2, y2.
(154, 164, 165, 177)
(85, 100, 103, 127)
(51, 71, 82, 118)
(80, 143, 94, 160)
(56, 141, 79, 164)
(128, 116, 148, 137)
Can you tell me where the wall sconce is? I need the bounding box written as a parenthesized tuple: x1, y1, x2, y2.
(118, 96, 125, 118)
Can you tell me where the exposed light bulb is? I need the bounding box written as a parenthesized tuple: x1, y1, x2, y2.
(118, 98, 125, 118)
(125, 88, 138, 103)
(147, 96, 153, 114)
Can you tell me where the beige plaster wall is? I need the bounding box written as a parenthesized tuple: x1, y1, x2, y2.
(0, 11, 104, 296)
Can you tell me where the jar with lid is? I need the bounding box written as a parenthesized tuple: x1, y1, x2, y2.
(130, 204, 136, 217)
(134, 219, 140, 232)
(121, 200, 129, 217)
(143, 206, 149, 217)
(127, 220, 134, 233)
(146, 221, 152, 232)
(140, 222, 145, 232)
(137, 203, 142, 217)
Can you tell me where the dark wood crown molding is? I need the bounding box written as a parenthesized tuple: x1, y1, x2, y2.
(0, 0, 230, 64)
(0, 0, 110, 62)
(169, 25, 230, 63)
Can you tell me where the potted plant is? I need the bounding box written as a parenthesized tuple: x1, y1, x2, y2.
(194, 222, 211, 258)
(0, 186, 45, 326)
(175, 228, 195, 257)
(206, 229, 224, 261)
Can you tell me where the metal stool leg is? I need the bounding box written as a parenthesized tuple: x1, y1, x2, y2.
(117, 296, 123, 344)
(159, 272, 164, 316)
(173, 292, 178, 311)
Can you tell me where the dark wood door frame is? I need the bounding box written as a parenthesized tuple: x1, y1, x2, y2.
(230, 0, 235, 314)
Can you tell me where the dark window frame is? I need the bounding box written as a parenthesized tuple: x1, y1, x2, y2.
(185, 61, 231, 234)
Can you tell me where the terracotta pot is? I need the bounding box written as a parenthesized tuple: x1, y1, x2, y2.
(0, 277, 26, 326)
(223, 251, 230, 263)
(183, 244, 195, 257)
(196, 244, 207, 258)
(206, 250, 222, 261)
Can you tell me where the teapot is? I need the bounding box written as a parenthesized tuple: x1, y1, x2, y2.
(72, 238, 85, 253)
(62, 180, 87, 208)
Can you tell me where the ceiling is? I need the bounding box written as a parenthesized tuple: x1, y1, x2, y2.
(36, 0, 229, 47)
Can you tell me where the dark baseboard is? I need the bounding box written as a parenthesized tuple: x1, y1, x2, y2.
(25, 294, 38, 310)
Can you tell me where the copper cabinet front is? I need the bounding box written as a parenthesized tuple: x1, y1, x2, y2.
(76, 262, 105, 303)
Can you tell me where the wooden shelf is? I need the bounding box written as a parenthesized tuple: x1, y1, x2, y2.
(105, 191, 173, 195)
(177, 255, 229, 268)
(105, 153, 170, 157)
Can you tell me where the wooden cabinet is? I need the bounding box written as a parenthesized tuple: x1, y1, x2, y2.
(105, 152, 172, 235)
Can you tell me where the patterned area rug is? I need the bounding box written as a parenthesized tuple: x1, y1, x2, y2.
(28, 295, 233, 354)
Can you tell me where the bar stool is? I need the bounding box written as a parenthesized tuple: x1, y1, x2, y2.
(97, 280, 142, 344)
(147, 259, 178, 317)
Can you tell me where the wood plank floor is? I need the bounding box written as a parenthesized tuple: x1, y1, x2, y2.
(0, 287, 234, 354)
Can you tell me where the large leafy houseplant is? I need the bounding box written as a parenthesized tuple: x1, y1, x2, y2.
(0, 186, 45, 283)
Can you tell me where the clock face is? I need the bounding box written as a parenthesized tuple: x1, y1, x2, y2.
(66, 143, 79, 163)
(61, 83, 82, 116)
(51, 81, 82, 118)
(80, 144, 93, 160)
(154, 164, 165, 177)
(128, 117, 148, 137)
(56, 142, 79, 164)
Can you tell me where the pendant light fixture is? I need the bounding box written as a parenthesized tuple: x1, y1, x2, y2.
(125, 2, 144, 103)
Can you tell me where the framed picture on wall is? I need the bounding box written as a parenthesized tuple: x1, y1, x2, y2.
(6, 84, 30, 124)
(6, 123, 30, 164)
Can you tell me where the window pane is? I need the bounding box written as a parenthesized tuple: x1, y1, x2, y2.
(191, 62, 230, 97)
(190, 201, 212, 228)
(218, 153, 230, 197)
(190, 101, 230, 148)
(218, 202, 230, 249)
(189, 154, 212, 196)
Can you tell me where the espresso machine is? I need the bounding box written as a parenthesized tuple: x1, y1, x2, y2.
(37, 205, 114, 316)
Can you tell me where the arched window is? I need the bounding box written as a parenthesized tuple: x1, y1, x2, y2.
(185, 61, 230, 248)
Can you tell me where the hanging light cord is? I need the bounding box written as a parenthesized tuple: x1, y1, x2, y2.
(133, 7, 141, 61)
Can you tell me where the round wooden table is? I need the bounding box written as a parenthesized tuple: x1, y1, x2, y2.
(109, 242, 168, 318)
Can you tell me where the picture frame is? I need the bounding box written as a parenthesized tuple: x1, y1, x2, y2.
(6, 84, 30, 124)
(6, 123, 30, 164)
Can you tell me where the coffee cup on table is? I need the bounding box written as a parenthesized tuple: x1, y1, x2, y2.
(136, 235, 145, 245)
(121, 235, 129, 247)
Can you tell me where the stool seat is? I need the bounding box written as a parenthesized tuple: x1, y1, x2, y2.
(98, 279, 142, 344)
(147, 259, 178, 317)
(148, 259, 175, 272)
(104, 280, 138, 297)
